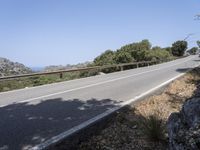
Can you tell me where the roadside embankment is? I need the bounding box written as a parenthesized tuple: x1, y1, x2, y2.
(50, 67, 200, 150)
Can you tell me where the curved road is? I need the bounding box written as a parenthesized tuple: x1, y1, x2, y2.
(0, 55, 199, 150)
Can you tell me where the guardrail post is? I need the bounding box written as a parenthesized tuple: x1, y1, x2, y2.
(120, 66, 123, 71)
(136, 63, 139, 68)
(97, 68, 101, 74)
(59, 72, 63, 79)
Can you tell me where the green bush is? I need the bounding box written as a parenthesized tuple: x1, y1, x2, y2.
(93, 39, 173, 65)
(164, 47, 172, 55)
(171, 40, 188, 56)
(94, 50, 115, 66)
(0, 70, 104, 92)
(146, 48, 172, 61)
(114, 50, 133, 64)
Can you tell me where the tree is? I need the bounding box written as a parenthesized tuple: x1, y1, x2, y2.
(171, 41, 188, 56)
(114, 50, 133, 64)
(197, 41, 200, 48)
(145, 49, 171, 61)
(94, 50, 115, 66)
(115, 40, 152, 61)
(164, 47, 172, 55)
(93, 39, 173, 66)
(132, 50, 148, 61)
(138, 39, 152, 50)
(151, 46, 162, 51)
(119, 39, 152, 53)
(188, 47, 198, 55)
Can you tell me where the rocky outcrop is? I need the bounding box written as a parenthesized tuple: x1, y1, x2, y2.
(0, 57, 32, 77)
(167, 97, 200, 150)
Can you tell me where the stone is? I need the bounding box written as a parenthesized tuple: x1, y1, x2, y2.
(167, 97, 200, 150)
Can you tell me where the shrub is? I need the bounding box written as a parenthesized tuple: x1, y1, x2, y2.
(114, 50, 133, 64)
(141, 113, 165, 141)
(146, 49, 171, 61)
(164, 47, 172, 55)
(171, 40, 188, 56)
(94, 50, 115, 66)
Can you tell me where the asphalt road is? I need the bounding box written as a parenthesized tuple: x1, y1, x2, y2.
(0, 55, 199, 150)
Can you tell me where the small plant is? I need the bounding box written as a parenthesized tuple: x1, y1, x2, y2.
(141, 113, 166, 141)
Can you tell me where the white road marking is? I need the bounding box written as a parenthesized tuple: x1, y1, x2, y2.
(0, 56, 196, 108)
(0, 56, 194, 96)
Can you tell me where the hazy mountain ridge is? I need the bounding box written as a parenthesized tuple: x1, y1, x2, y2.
(0, 57, 32, 77)
(44, 61, 92, 72)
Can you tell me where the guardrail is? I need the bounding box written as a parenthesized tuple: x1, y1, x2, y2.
(0, 59, 172, 81)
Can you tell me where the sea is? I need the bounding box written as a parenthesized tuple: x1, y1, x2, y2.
(30, 67, 44, 72)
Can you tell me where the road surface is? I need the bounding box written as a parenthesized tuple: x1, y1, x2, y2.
(0, 55, 199, 150)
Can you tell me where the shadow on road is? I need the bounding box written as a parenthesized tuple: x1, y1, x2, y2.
(0, 98, 120, 150)
(193, 59, 200, 62)
(176, 68, 192, 73)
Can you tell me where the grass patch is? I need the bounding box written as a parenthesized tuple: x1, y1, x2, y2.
(0, 70, 99, 92)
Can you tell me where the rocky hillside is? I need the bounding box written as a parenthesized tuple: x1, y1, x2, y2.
(44, 61, 91, 72)
(0, 57, 32, 77)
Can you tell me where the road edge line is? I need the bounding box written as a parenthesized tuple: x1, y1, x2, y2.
(32, 65, 199, 150)
(0, 56, 194, 96)
(0, 56, 195, 108)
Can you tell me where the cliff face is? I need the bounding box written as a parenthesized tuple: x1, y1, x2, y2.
(0, 57, 32, 77)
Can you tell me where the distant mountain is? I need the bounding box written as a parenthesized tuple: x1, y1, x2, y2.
(30, 67, 44, 72)
(0, 57, 32, 77)
(44, 61, 92, 72)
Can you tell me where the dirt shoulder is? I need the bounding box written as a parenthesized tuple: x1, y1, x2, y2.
(76, 67, 200, 150)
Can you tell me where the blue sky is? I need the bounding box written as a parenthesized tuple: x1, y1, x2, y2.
(0, 0, 200, 67)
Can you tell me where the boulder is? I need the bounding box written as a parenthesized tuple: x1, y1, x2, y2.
(167, 97, 200, 150)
